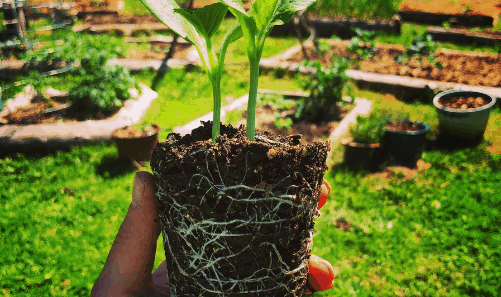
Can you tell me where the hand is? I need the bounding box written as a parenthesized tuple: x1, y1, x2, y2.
(91, 172, 336, 297)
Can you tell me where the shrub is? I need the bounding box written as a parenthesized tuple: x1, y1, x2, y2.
(297, 57, 353, 122)
(68, 49, 138, 117)
(349, 109, 388, 144)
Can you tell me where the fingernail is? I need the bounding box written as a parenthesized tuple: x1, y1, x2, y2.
(132, 173, 145, 208)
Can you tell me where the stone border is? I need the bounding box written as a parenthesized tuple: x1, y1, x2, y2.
(398, 10, 493, 27)
(260, 40, 501, 101)
(427, 26, 501, 46)
(0, 83, 158, 154)
(172, 89, 372, 164)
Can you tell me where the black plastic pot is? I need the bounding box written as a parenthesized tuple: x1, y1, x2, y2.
(341, 138, 383, 171)
(384, 120, 429, 166)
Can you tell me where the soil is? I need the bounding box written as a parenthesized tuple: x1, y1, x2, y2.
(438, 95, 489, 109)
(284, 41, 501, 88)
(385, 120, 426, 132)
(235, 102, 352, 144)
(82, 14, 162, 25)
(112, 124, 158, 138)
(1, 96, 116, 125)
(399, 0, 501, 21)
(127, 43, 193, 60)
(151, 122, 328, 296)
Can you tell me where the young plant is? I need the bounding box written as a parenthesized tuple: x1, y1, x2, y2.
(297, 57, 353, 122)
(347, 28, 376, 60)
(349, 109, 388, 144)
(395, 31, 443, 68)
(140, 0, 317, 141)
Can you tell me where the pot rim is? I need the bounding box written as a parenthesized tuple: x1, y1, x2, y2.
(341, 137, 381, 148)
(433, 90, 497, 113)
(112, 123, 160, 139)
(384, 119, 430, 135)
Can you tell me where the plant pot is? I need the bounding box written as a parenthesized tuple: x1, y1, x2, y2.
(384, 120, 430, 166)
(341, 138, 382, 171)
(433, 90, 496, 142)
(111, 124, 159, 162)
(150, 122, 328, 296)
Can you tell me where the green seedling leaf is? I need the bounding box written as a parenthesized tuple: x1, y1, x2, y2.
(175, 3, 228, 38)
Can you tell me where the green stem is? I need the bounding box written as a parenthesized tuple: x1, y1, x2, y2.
(211, 73, 221, 143)
(246, 58, 260, 141)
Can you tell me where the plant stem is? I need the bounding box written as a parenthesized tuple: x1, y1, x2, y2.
(211, 73, 221, 143)
(246, 58, 260, 141)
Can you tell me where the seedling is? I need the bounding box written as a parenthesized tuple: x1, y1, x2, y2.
(347, 28, 376, 60)
(395, 31, 443, 69)
(140, 0, 316, 142)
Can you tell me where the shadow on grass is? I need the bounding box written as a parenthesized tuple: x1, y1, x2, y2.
(424, 134, 485, 152)
(96, 155, 138, 179)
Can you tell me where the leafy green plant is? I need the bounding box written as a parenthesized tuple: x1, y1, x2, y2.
(68, 49, 138, 116)
(349, 109, 388, 144)
(140, 0, 316, 142)
(395, 31, 443, 68)
(257, 93, 296, 131)
(297, 57, 353, 121)
(347, 28, 376, 60)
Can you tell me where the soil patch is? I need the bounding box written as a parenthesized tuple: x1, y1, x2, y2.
(385, 121, 426, 132)
(1, 96, 117, 125)
(438, 95, 489, 109)
(283, 41, 501, 88)
(82, 14, 162, 25)
(235, 101, 352, 144)
(112, 124, 158, 138)
(399, 0, 501, 22)
(127, 43, 193, 60)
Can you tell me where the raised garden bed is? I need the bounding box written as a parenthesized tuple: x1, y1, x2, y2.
(174, 90, 372, 164)
(270, 15, 401, 39)
(0, 83, 158, 154)
(260, 40, 501, 100)
(427, 26, 501, 46)
(398, 0, 500, 27)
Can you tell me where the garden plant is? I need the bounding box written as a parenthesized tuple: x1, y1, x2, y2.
(140, 0, 333, 295)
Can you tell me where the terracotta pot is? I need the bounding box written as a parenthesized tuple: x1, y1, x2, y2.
(384, 120, 429, 166)
(341, 138, 382, 171)
(112, 124, 159, 162)
(433, 90, 496, 142)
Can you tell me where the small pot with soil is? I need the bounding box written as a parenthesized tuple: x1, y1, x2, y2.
(433, 90, 496, 142)
(384, 119, 429, 167)
(341, 110, 386, 171)
(112, 123, 159, 162)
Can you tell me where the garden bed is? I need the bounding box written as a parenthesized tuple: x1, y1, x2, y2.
(0, 83, 158, 154)
(427, 26, 501, 46)
(174, 90, 372, 164)
(398, 0, 500, 26)
(261, 40, 501, 100)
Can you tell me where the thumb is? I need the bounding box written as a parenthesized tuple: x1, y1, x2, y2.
(92, 171, 160, 296)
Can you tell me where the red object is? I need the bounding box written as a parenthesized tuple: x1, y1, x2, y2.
(317, 179, 331, 210)
(306, 255, 335, 294)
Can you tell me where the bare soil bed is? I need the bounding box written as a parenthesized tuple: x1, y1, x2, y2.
(82, 14, 162, 25)
(1, 96, 117, 125)
(283, 41, 501, 88)
(399, 0, 501, 22)
(127, 43, 193, 60)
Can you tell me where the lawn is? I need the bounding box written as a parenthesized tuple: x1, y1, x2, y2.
(2, 1, 501, 296)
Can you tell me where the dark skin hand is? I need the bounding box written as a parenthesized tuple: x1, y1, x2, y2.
(91, 171, 336, 297)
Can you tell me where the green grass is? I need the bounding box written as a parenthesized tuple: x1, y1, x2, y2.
(309, 0, 403, 20)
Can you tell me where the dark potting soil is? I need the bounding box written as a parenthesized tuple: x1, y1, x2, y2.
(438, 95, 489, 109)
(385, 121, 425, 132)
(151, 122, 329, 296)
